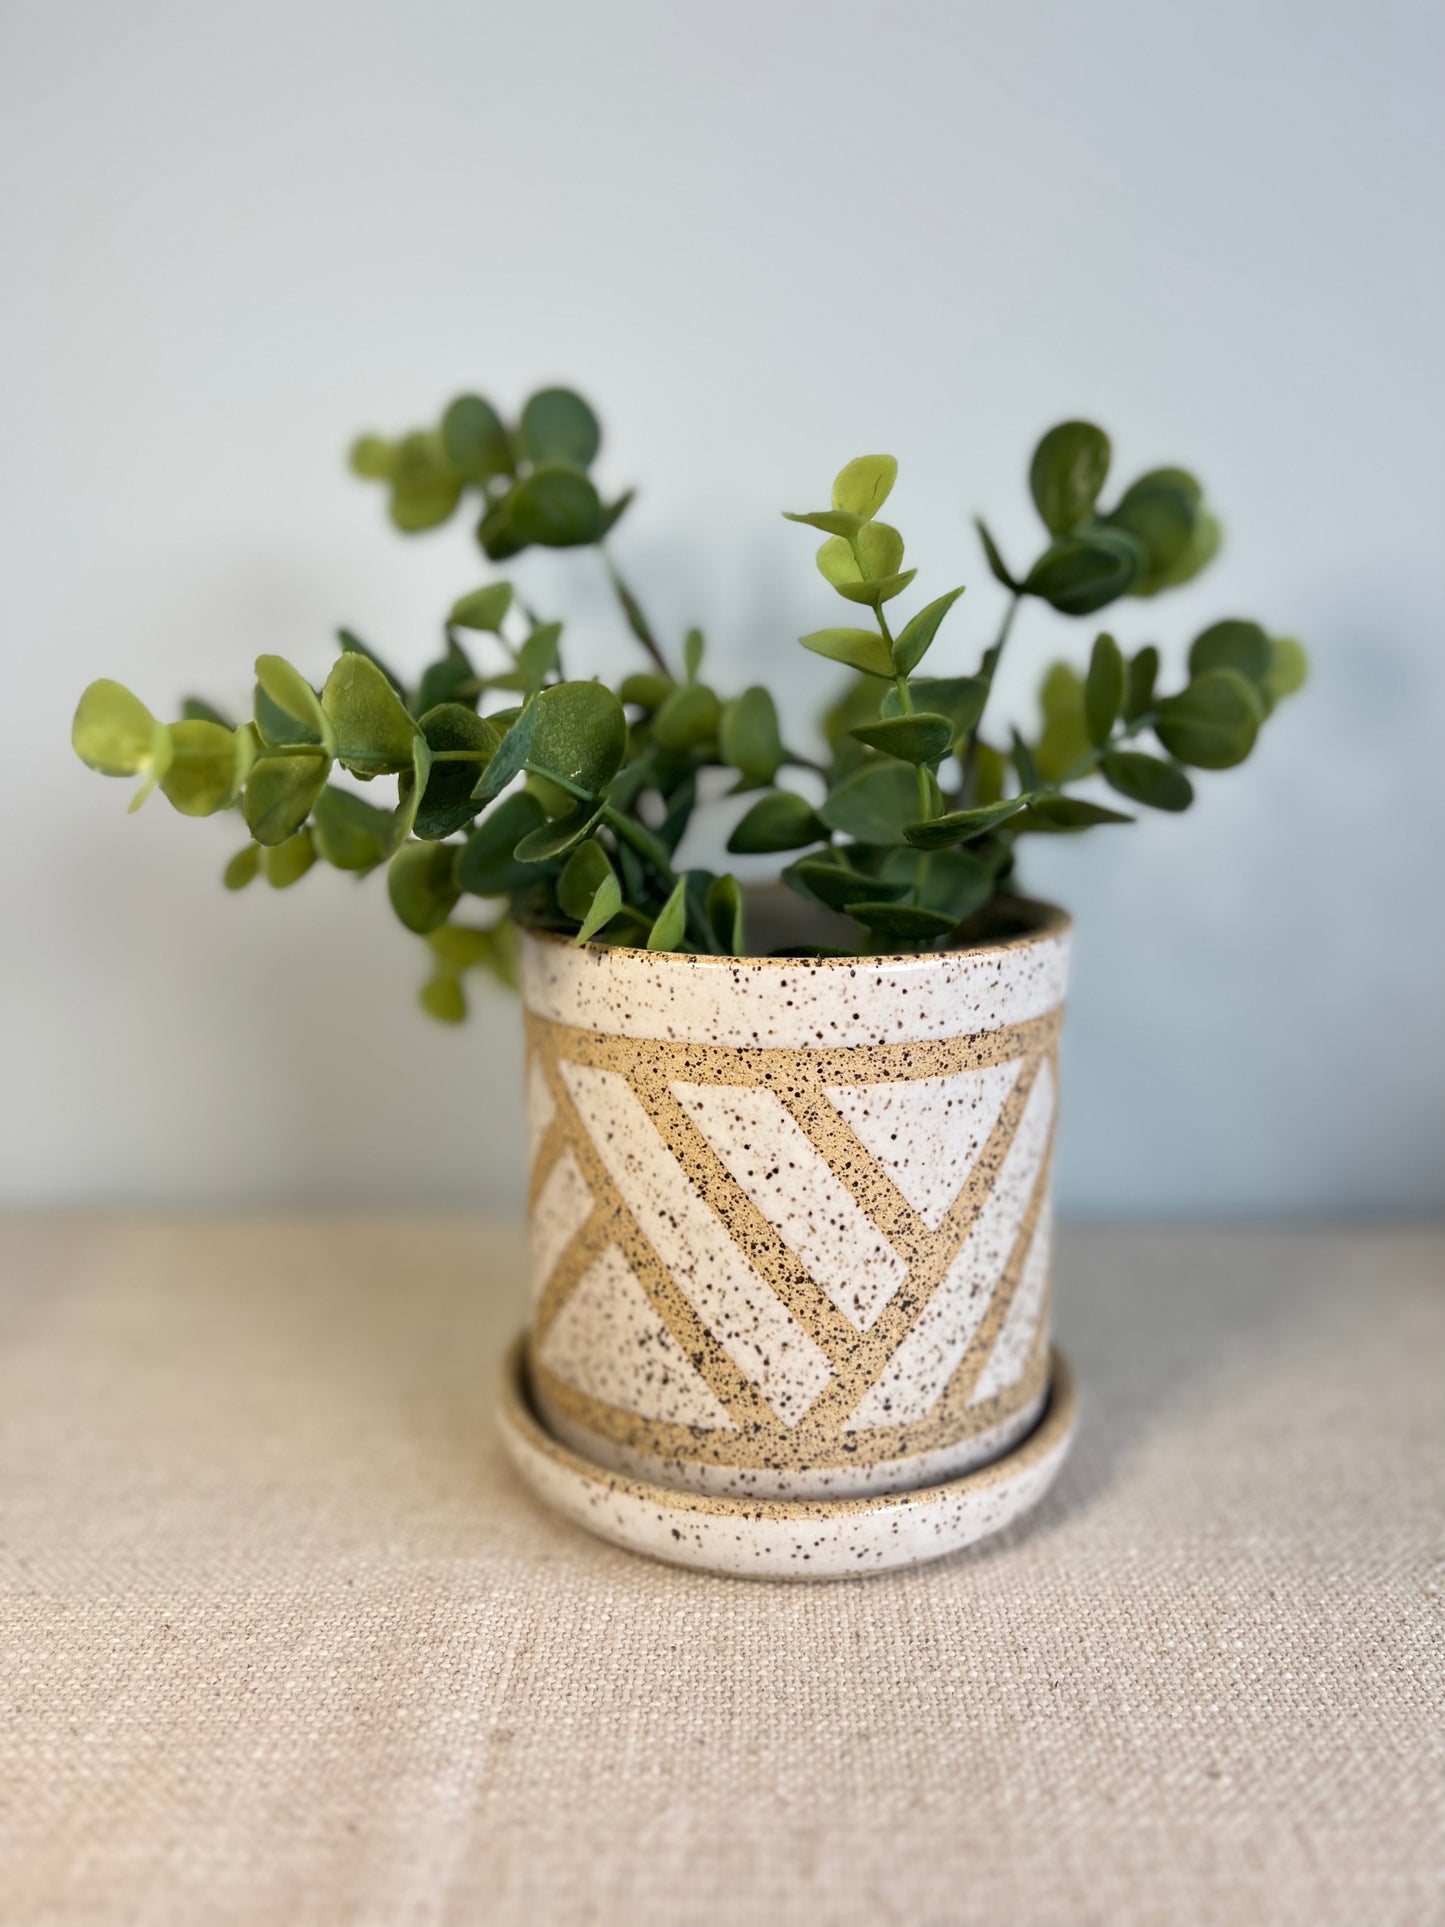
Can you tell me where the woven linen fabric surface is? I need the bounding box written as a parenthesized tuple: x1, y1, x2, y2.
(0, 1218, 1441, 1927)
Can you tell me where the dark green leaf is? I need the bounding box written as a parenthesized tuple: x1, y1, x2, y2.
(1030, 421, 1111, 533)
(850, 713, 953, 765)
(392, 733, 432, 845)
(706, 874, 745, 955)
(414, 638, 477, 716)
(477, 496, 527, 561)
(1188, 618, 1273, 684)
(558, 840, 615, 920)
(1014, 795, 1134, 832)
(401, 704, 499, 840)
(903, 798, 1029, 848)
(1025, 529, 1144, 615)
(1124, 645, 1159, 722)
(1084, 632, 1125, 746)
(1100, 750, 1194, 812)
(520, 389, 601, 468)
(255, 655, 333, 752)
(387, 841, 460, 933)
(508, 462, 605, 547)
(1107, 470, 1199, 592)
(1011, 729, 1040, 792)
(819, 762, 922, 843)
(719, 686, 784, 787)
(911, 845, 995, 922)
(441, 395, 512, 481)
(1155, 670, 1262, 769)
(849, 901, 958, 940)
(312, 785, 395, 870)
(513, 799, 603, 862)
(727, 791, 829, 854)
(974, 517, 1018, 591)
(881, 676, 988, 743)
(783, 857, 907, 914)
(243, 753, 329, 845)
(514, 622, 562, 697)
(799, 626, 895, 679)
(456, 793, 550, 894)
(181, 697, 233, 729)
(891, 587, 965, 676)
(528, 682, 628, 796)
(647, 878, 688, 953)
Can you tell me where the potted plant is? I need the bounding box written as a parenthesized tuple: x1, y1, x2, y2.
(71, 387, 1306, 1578)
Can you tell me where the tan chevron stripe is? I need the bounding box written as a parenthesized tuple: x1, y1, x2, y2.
(772, 1059, 933, 1267)
(526, 1114, 568, 1214)
(531, 1204, 609, 1345)
(943, 1130, 1055, 1411)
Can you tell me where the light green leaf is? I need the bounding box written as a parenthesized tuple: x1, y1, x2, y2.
(799, 627, 896, 679)
(1029, 421, 1111, 533)
(782, 507, 864, 537)
(72, 680, 162, 777)
(727, 791, 829, 854)
(558, 840, 616, 921)
(336, 628, 408, 698)
(1144, 509, 1222, 595)
(1155, 670, 1262, 769)
(891, 587, 965, 675)
(514, 622, 562, 697)
(388, 432, 463, 532)
(321, 651, 420, 771)
(255, 655, 335, 753)
(1124, 645, 1159, 721)
(850, 713, 953, 765)
(392, 733, 432, 845)
(653, 681, 720, 751)
(450, 583, 514, 631)
(420, 975, 467, 1023)
(261, 828, 317, 888)
(576, 871, 622, 944)
(620, 672, 673, 710)
(683, 627, 705, 681)
(832, 568, 917, 607)
(159, 720, 246, 816)
(1100, 750, 1194, 812)
(1084, 632, 1125, 745)
(349, 435, 397, 479)
(388, 841, 460, 933)
(243, 753, 330, 845)
(646, 878, 688, 953)
(903, 797, 1029, 848)
(817, 522, 904, 591)
(1264, 636, 1309, 702)
(223, 844, 260, 891)
(831, 455, 897, 522)
(313, 785, 395, 870)
(520, 389, 601, 467)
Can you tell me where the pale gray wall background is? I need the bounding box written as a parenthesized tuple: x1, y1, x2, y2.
(3, 0, 1442, 1216)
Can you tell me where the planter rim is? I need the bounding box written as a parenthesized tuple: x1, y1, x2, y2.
(520, 894, 1071, 972)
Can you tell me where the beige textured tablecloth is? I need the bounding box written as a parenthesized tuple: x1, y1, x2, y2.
(1, 1218, 1441, 1926)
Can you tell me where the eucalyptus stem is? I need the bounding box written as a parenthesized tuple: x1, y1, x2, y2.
(959, 589, 1023, 799)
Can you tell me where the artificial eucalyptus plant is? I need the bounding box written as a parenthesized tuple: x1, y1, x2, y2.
(72, 387, 1306, 1019)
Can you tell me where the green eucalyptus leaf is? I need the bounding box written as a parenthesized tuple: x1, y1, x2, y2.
(1011, 729, 1040, 792)
(653, 681, 720, 751)
(223, 844, 260, 890)
(706, 874, 745, 955)
(243, 753, 329, 846)
(477, 496, 527, 562)
(1188, 618, 1273, 685)
(1084, 632, 1125, 746)
(400, 704, 499, 840)
(450, 582, 514, 632)
(456, 793, 550, 894)
(719, 686, 784, 787)
(1155, 670, 1262, 769)
(783, 857, 906, 914)
(799, 627, 895, 679)
(514, 622, 562, 698)
(907, 844, 995, 921)
(336, 628, 408, 699)
(1025, 529, 1143, 615)
(349, 434, 397, 480)
(387, 841, 460, 933)
(321, 652, 419, 771)
(620, 672, 673, 710)
(575, 871, 622, 943)
(831, 454, 897, 522)
(388, 432, 463, 532)
(849, 901, 957, 940)
(256, 655, 335, 754)
(683, 628, 705, 681)
(72, 680, 160, 777)
(1033, 663, 1090, 784)
(420, 975, 467, 1023)
(974, 517, 1019, 591)
(1107, 471, 1199, 591)
(159, 720, 246, 816)
(520, 389, 601, 468)
(558, 839, 615, 920)
(1100, 749, 1194, 812)
(646, 878, 688, 953)
(1264, 636, 1309, 702)
(392, 734, 432, 845)
(522, 681, 628, 798)
(181, 697, 233, 729)
(414, 638, 477, 716)
(312, 785, 395, 870)
(261, 827, 317, 888)
(891, 587, 965, 676)
(1124, 645, 1159, 722)
(727, 791, 829, 854)
(1014, 795, 1134, 832)
(903, 797, 1029, 848)
(1145, 510, 1222, 594)
(881, 675, 988, 743)
(834, 568, 917, 607)
(850, 713, 953, 765)
(513, 799, 603, 863)
(441, 395, 512, 481)
(782, 507, 864, 537)
(818, 523, 905, 589)
(819, 762, 922, 843)
(509, 463, 604, 547)
(1030, 421, 1111, 534)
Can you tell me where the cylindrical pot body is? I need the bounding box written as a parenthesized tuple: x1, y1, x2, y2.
(519, 902, 1070, 1500)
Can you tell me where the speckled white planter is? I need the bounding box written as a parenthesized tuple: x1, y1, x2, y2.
(508, 900, 1073, 1572)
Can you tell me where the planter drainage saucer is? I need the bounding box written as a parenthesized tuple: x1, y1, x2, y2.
(499, 1336, 1077, 1580)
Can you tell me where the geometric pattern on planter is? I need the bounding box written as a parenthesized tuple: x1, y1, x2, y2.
(524, 1004, 1060, 1477)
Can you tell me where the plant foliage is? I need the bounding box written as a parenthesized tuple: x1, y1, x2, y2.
(72, 388, 1307, 1019)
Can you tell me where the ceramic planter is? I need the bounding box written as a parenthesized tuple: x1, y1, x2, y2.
(499, 899, 1077, 1577)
